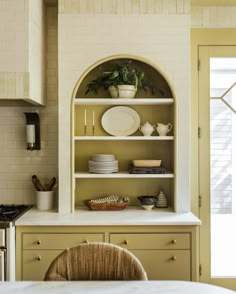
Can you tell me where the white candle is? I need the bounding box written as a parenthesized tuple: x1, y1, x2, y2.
(26, 124, 35, 144)
(84, 109, 87, 126)
(93, 111, 95, 126)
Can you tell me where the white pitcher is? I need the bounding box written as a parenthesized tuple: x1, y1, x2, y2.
(139, 122, 155, 136)
(156, 123, 172, 136)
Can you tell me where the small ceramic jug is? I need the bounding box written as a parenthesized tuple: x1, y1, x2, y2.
(139, 122, 155, 136)
(156, 123, 172, 136)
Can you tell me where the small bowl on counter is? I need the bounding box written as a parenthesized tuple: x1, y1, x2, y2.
(137, 196, 157, 210)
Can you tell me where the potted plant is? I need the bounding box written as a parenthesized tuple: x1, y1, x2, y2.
(85, 59, 159, 98)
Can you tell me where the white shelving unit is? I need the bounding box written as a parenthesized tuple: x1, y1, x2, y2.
(74, 98, 174, 105)
(74, 172, 174, 179)
(74, 136, 174, 141)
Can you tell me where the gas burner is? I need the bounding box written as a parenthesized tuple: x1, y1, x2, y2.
(0, 205, 33, 222)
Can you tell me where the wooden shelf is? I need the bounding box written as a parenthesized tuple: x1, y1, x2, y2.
(74, 136, 174, 141)
(74, 172, 174, 179)
(74, 98, 174, 105)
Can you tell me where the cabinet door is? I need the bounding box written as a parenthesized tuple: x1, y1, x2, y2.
(131, 250, 191, 281)
(22, 250, 61, 281)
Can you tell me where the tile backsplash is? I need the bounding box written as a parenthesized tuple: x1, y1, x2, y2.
(0, 7, 58, 205)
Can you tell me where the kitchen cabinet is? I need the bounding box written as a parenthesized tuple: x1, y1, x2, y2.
(16, 225, 198, 281)
(19, 232, 104, 281)
(0, 0, 46, 105)
(110, 233, 191, 280)
(72, 58, 175, 211)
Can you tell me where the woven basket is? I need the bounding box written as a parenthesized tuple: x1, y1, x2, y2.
(84, 200, 129, 211)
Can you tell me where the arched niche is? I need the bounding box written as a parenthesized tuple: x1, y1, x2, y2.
(73, 56, 174, 99)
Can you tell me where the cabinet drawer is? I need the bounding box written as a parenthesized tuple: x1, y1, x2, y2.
(132, 249, 191, 281)
(110, 233, 190, 249)
(22, 250, 61, 281)
(23, 233, 104, 249)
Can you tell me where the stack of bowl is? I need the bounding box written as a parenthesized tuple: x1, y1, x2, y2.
(89, 154, 119, 174)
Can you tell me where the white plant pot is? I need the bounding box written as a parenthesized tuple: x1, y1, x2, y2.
(36, 191, 54, 210)
(108, 85, 137, 99)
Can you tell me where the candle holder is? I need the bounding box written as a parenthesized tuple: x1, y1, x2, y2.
(24, 112, 41, 151)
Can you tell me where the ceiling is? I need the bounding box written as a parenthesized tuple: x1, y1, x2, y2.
(43, 0, 236, 8)
(191, 0, 236, 6)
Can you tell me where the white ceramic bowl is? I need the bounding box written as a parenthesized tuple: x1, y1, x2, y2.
(142, 205, 154, 211)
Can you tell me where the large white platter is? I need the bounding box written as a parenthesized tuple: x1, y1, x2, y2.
(101, 106, 140, 136)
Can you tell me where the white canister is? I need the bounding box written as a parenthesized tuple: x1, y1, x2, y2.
(36, 191, 54, 210)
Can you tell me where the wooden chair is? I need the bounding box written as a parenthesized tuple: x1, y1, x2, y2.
(44, 242, 148, 281)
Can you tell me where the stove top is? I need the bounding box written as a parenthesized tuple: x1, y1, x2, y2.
(0, 205, 33, 223)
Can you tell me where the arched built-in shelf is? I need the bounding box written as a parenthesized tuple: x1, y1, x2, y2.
(72, 55, 176, 212)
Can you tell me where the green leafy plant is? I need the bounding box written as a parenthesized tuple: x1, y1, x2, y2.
(85, 59, 160, 96)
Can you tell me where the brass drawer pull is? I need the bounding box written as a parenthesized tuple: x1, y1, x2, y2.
(36, 240, 41, 245)
(36, 256, 42, 261)
(83, 240, 89, 244)
(171, 239, 177, 245)
(171, 256, 177, 261)
(123, 240, 128, 245)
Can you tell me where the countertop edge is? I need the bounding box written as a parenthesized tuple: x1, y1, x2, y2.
(15, 208, 201, 226)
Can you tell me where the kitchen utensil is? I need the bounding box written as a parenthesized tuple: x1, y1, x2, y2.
(45, 177, 57, 191)
(36, 191, 54, 210)
(32, 175, 45, 191)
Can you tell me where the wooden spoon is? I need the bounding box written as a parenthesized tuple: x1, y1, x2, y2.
(32, 175, 46, 191)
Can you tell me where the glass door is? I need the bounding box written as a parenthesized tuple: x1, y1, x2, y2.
(199, 46, 236, 290)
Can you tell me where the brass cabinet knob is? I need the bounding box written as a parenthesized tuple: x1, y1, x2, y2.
(36, 240, 41, 245)
(123, 240, 128, 245)
(171, 256, 177, 261)
(171, 239, 177, 245)
(36, 256, 42, 261)
(83, 240, 89, 244)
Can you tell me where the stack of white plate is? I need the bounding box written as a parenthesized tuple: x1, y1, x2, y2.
(89, 154, 119, 174)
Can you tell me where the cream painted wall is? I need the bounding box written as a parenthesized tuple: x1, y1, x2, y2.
(0, 7, 58, 206)
(58, 0, 191, 213)
(0, 0, 235, 212)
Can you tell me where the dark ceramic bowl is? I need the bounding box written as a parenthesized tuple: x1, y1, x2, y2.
(137, 196, 157, 205)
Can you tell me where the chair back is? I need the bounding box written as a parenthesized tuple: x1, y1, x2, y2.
(44, 242, 148, 281)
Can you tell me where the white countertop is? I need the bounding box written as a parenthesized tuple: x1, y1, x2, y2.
(0, 281, 234, 294)
(16, 207, 201, 226)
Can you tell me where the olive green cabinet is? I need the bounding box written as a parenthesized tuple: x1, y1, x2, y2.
(16, 226, 198, 281)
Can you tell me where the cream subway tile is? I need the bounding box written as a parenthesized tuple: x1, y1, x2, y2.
(231, 7, 236, 25)
(30, 156, 57, 165)
(0, 190, 9, 204)
(0, 182, 8, 189)
(6, 181, 32, 189)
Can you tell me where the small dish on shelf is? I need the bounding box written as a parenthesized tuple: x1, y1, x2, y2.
(141, 205, 154, 211)
(132, 160, 162, 167)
